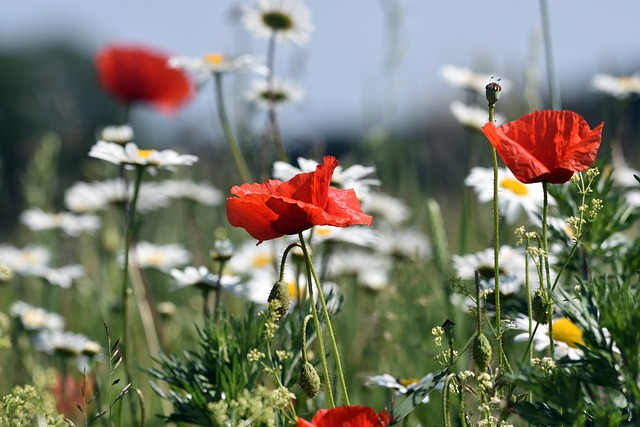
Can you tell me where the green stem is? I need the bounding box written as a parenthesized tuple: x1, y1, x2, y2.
(213, 72, 252, 183)
(298, 235, 334, 407)
(489, 102, 504, 369)
(542, 181, 554, 357)
(118, 165, 144, 426)
(299, 232, 350, 406)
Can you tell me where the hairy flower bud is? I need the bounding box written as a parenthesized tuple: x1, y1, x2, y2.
(299, 362, 322, 397)
(532, 288, 551, 325)
(485, 81, 502, 105)
(472, 333, 492, 371)
(267, 280, 291, 322)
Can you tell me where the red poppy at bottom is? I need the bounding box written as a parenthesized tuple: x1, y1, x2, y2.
(482, 110, 604, 184)
(297, 405, 392, 427)
(226, 156, 372, 244)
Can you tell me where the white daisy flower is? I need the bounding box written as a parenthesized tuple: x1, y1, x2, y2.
(34, 330, 99, 358)
(513, 315, 584, 360)
(99, 124, 134, 144)
(440, 64, 512, 94)
(228, 240, 282, 276)
(306, 225, 379, 248)
(10, 301, 65, 332)
(127, 241, 191, 272)
(377, 227, 432, 261)
(327, 250, 392, 290)
(20, 208, 101, 237)
(241, 0, 314, 46)
(64, 179, 171, 214)
(158, 180, 223, 206)
(35, 265, 85, 289)
(0, 244, 50, 275)
(365, 373, 440, 403)
(449, 100, 505, 131)
(89, 141, 198, 170)
(169, 266, 241, 291)
(452, 245, 542, 295)
(273, 157, 380, 199)
(169, 53, 268, 82)
(360, 192, 411, 226)
(245, 78, 304, 109)
(591, 73, 640, 99)
(465, 167, 549, 224)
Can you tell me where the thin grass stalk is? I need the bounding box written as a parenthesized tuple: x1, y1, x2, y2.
(539, 0, 562, 110)
(213, 72, 252, 183)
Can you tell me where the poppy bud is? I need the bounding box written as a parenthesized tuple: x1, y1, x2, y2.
(299, 362, 322, 397)
(532, 288, 551, 325)
(268, 280, 291, 321)
(485, 81, 502, 105)
(442, 319, 456, 342)
(472, 333, 492, 371)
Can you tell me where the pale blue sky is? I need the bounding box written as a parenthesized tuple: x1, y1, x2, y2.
(1, 1, 638, 138)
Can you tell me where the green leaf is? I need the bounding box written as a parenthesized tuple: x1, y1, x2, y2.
(390, 369, 448, 425)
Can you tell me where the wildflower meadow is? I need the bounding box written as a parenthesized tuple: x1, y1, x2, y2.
(2, 1, 640, 426)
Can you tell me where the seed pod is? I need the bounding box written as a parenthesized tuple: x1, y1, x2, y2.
(267, 280, 291, 322)
(473, 333, 492, 371)
(299, 362, 322, 397)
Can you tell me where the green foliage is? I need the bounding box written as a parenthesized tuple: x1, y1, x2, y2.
(0, 384, 67, 427)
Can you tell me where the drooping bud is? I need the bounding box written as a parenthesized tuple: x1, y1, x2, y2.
(485, 81, 502, 106)
(267, 280, 291, 322)
(298, 362, 322, 397)
(472, 333, 492, 371)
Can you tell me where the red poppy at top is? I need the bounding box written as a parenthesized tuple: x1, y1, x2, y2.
(482, 110, 604, 184)
(226, 156, 373, 244)
(95, 44, 193, 114)
(297, 405, 392, 427)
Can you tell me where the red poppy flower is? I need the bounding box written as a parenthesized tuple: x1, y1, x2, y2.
(482, 110, 604, 184)
(297, 405, 392, 427)
(226, 156, 372, 244)
(50, 373, 94, 419)
(96, 44, 193, 114)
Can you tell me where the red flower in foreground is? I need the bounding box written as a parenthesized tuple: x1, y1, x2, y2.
(226, 156, 372, 244)
(482, 110, 604, 184)
(297, 405, 392, 427)
(50, 374, 94, 419)
(96, 44, 193, 114)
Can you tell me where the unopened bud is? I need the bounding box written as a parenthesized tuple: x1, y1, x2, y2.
(473, 333, 492, 371)
(267, 280, 291, 322)
(532, 288, 551, 324)
(298, 362, 322, 397)
(485, 81, 502, 105)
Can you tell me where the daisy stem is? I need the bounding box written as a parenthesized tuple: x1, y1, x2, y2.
(539, 0, 562, 110)
(298, 237, 335, 408)
(488, 103, 504, 370)
(299, 232, 351, 406)
(213, 72, 252, 183)
(542, 181, 554, 356)
(119, 165, 144, 425)
(266, 32, 286, 162)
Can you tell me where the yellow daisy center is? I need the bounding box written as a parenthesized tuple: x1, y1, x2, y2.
(250, 254, 272, 269)
(314, 227, 333, 237)
(204, 53, 225, 65)
(551, 318, 585, 348)
(287, 281, 301, 300)
(399, 378, 419, 388)
(500, 178, 529, 196)
(619, 76, 640, 91)
(137, 149, 156, 159)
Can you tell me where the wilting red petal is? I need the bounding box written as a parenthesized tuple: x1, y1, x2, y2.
(298, 406, 392, 427)
(226, 156, 372, 244)
(96, 44, 193, 114)
(482, 110, 603, 184)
